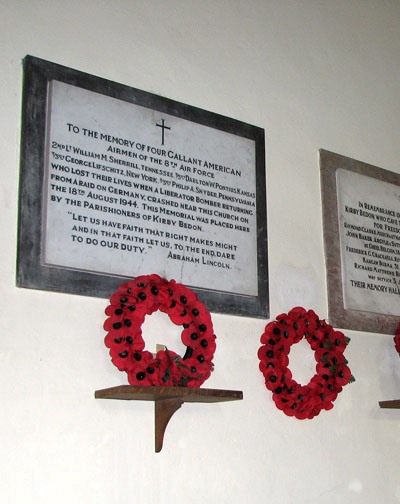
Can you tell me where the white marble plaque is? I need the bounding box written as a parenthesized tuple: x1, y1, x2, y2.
(42, 80, 258, 296)
(336, 168, 400, 316)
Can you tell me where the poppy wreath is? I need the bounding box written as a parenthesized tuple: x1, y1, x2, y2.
(394, 321, 400, 356)
(104, 274, 216, 387)
(258, 306, 354, 419)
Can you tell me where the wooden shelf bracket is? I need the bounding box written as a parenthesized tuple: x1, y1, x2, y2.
(95, 385, 243, 452)
(154, 398, 183, 452)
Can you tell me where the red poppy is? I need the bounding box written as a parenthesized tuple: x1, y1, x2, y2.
(164, 299, 191, 325)
(179, 357, 213, 387)
(304, 309, 318, 333)
(153, 349, 179, 386)
(170, 280, 198, 305)
(394, 322, 400, 356)
(287, 307, 307, 338)
(262, 365, 285, 391)
(395, 336, 400, 354)
(326, 330, 347, 352)
(127, 351, 158, 386)
(334, 364, 352, 386)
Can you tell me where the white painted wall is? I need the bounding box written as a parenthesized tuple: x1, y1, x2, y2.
(2, 1, 400, 502)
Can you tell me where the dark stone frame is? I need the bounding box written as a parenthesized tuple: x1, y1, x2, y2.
(17, 55, 269, 318)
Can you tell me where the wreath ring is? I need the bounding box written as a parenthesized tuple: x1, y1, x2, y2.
(258, 306, 354, 419)
(104, 274, 216, 387)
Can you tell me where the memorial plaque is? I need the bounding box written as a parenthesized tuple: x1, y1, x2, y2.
(17, 56, 268, 318)
(320, 149, 400, 333)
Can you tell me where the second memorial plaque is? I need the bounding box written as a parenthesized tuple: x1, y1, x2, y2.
(320, 149, 400, 333)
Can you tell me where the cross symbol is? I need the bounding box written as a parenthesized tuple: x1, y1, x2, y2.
(156, 119, 171, 145)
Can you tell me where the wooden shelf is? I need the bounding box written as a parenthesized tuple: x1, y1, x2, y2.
(95, 385, 243, 452)
(379, 399, 400, 409)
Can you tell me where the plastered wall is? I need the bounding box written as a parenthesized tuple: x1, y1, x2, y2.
(1, 1, 400, 503)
